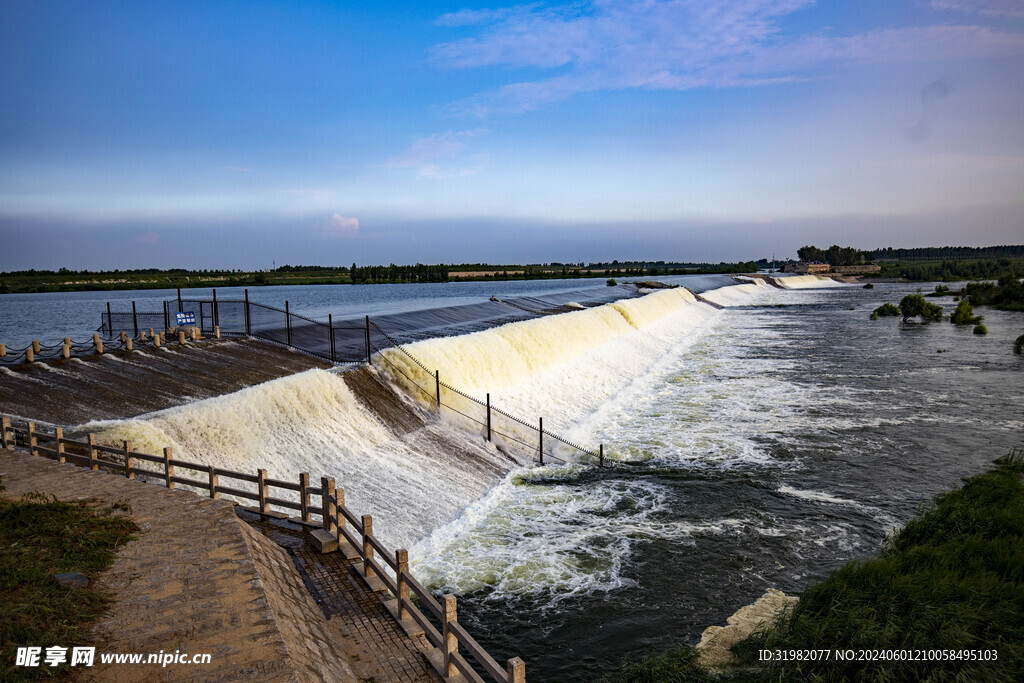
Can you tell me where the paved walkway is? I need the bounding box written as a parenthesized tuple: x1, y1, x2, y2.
(0, 447, 441, 682)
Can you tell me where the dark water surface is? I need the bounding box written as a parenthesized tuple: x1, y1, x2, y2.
(429, 282, 1023, 680)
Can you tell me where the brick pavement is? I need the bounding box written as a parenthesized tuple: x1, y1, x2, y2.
(0, 447, 441, 682)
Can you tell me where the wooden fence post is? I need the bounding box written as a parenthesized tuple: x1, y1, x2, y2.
(396, 549, 410, 621)
(299, 472, 310, 522)
(93, 334, 103, 355)
(1, 417, 11, 449)
(123, 440, 134, 479)
(0, 343, 5, 358)
(321, 477, 337, 534)
(88, 434, 98, 470)
(125, 338, 133, 351)
(32, 340, 40, 354)
(208, 464, 218, 498)
(27, 422, 37, 456)
(25, 346, 34, 363)
(164, 447, 174, 489)
(507, 657, 526, 683)
(362, 515, 375, 581)
(442, 594, 458, 678)
(119, 331, 127, 345)
(337, 487, 347, 536)
(61, 342, 70, 359)
(55, 427, 65, 463)
(257, 468, 268, 513)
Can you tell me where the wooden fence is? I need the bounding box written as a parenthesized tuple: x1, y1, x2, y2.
(0, 415, 525, 683)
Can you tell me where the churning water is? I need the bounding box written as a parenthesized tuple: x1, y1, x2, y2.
(54, 276, 1023, 680)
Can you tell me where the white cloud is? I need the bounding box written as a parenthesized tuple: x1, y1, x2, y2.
(388, 129, 489, 179)
(431, 0, 1024, 116)
(931, 0, 1024, 19)
(319, 214, 359, 239)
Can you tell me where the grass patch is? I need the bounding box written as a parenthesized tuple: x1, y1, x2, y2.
(733, 449, 1024, 681)
(0, 494, 137, 681)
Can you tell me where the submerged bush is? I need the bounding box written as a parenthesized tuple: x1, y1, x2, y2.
(974, 323, 988, 335)
(871, 302, 900, 319)
(606, 278, 617, 286)
(950, 299, 983, 326)
(862, 283, 874, 289)
(1016, 334, 1024, 355)
(899, 294, 943, 322)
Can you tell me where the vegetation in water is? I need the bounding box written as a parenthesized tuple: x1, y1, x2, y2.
(1015, 334, 1024, 355)
(607, 278, 618, 286)
(973, 323, 988, 335)
(964, 275, 1024, 312)
(0, 494, 137, 682)
(949, 300, 983, 326)
(869, 302, 900, 320)
(899, 294, 943, 322)
(862, 282, 874, 289)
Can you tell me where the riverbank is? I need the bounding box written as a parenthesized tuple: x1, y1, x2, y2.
(611, 448, 1024, 681)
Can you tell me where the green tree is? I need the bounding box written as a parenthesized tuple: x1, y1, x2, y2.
(899, 294, 943, 323)
(950, 300, 983, 325)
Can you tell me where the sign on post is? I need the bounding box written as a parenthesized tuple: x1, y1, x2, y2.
(175, 311, 196, 327)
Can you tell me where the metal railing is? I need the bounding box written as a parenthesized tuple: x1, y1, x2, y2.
(0, 415, 526, 683)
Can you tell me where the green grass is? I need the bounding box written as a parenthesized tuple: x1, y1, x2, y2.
(611, 449, 1024, 682)
(0, 494, 137, 681)
(733, 449, 1024, 682)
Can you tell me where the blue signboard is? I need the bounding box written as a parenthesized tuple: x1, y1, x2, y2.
(176, 311, 196, 326)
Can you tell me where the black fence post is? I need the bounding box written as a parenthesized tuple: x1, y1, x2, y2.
(539, 417, 544, 465)
(131, 301, 138, 338)
(285, 301, 292, 347)
(244, 289, 251, 336)
(486, 393, 492, 441)
(329, 314, 336, 363)
(599, 444, 604, 468)
(163, 300, 169, 332)
(177, 287, 182, 313)
(106, 302, 112, 336)
(364, 316, 371, 365)
(435, 370, 441, 411)
(212, 288, 218, 330)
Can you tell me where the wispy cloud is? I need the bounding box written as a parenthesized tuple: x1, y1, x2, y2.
(318, 214, 359, 239)
(931, 0, 1024, 19)
(388, 129, 489, 178)
(432, 0, 1024, 116)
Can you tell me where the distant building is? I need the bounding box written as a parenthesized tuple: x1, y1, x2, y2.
(782, 262, 880, 275)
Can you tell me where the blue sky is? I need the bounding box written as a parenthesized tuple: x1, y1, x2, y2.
(2, 0, 1023, 269)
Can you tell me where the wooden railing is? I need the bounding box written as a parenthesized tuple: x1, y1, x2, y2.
(0, 415, 525, 683)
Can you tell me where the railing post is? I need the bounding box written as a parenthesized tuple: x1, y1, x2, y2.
(299, 472, 310, 522)
(396, 549, 410, 621)
(365, 316, 371, 365)
(244, 289, 251, 335)
(0, 417, 10, 449)
(164, 447, 174, 489)
(539, 417, 544, 465)
(507, 657, 526, 683)
(600, 443, 604, 468)
(442, 594, 458, 678)
(25, 346, 34, 363)
(321, 477, 337, 533)
(486, 393, 492, 441)
(435, 370, 441, 411)
(120, 331, 127, 345)
(362, 515, 375, 580)
(285, 301, 292, 347)
(132, 300, 139, 337)
(27, 422, 37, 456)
(328, 314, 336, 363)
(212, 288, 218, 330)
(123, 440, 134, 479)
(257, 468, 268, 512)
(88, 434, 98, 470)
(337, 487, 347, 536)
(93, 334, 103, 355)
(177, 287, 182, 313)
(0, 343, 6, 358)
(208, 464, 218, 498)
(55, 427, 65, 463)
(32, 340, 40, 354)
(62, 341, 70, 359)
(163, 300, 169, 332)
(107, 301, 113, 335)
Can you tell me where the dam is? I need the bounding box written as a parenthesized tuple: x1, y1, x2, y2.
(3, 273, 1022, 679)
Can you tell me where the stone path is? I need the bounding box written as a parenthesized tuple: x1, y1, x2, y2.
(0, 447, 441, 682)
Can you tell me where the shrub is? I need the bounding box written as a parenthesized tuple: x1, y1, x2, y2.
(862, 283, 874, 289)
(974, 324, 987, 335)
(1016, 334, 1024, 355)
(871, 303, 899, 319)
(606, 278, 617, 286)
(950, 300, 983, 326)
(899, 294, 943, 322)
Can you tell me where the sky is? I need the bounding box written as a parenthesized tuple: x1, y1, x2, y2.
(2, 0, 1023, 270)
